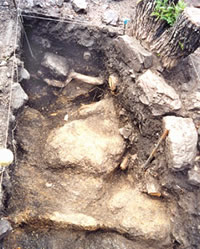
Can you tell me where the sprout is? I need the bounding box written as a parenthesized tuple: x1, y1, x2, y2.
(0, 148, 14, 167)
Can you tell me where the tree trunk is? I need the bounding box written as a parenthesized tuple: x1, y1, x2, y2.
(134, 1, 200, 68)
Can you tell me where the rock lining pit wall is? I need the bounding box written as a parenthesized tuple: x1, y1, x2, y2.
(0, 9, 200, 249)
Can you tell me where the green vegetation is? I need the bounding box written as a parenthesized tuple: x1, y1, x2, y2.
(151, 0, 186, 26)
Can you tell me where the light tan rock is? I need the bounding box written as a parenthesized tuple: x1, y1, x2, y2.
(108, 186, 171, 243)
(44, 98, 125, 175)
(137, 70, 182, 116)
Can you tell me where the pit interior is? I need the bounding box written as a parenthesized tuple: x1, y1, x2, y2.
(4, 16, 171, 249)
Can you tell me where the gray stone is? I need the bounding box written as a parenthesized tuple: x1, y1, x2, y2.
(163, 116, 198, 171)
(41, 52, 69, 78)
(102, 9, 119, 26)
(188, 165, 200, 186)
(185, 92, 200, 111)
(137, 70, 182, 116)
(44, 98, 125, 175)
(114, 36, 153, 72)
(56, 0, 64, 7)
(0, 61, 7, 67)
(19, 67, 30, 81)
(2, 1, 9, 6)
(71, 0, 87, 13)
(0, 220, 12, 240)
(11, 83, 28, 110)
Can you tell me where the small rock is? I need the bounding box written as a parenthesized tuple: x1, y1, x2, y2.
(146, 177, 161, 197)
(108, 74, 119, 92)
(83, 51, 91, 61)
(137, 70, 182, 116)
(119, 126, 132, 139)
(2, 1, 9, 6)
(71, 0, 88, 13)
(163, 116, 198, 171)
(102, 9, 119, 26)
(64, 114, 68, 121)
(20, 67, 30, 81)
(56, 0, 64, 7)
(6, 72, 11, 78)
(120, 154, 129, 170)
(0, 220, 12, 240)
(188, 165, 200, 186)
(11, 83, 28, 110)
(41, 52, 69, 78)
(0, 61, 7, 67)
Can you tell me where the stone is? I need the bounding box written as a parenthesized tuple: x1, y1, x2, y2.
(163, 116, 198, 171)
(41, 52, 69, 78)
(188, 165, 200, 186)
(83, 51, 91, 61)
(0, 61, 7, 67)
(137, 70, 182, 116)
(71, 0, 88, 13)
(19, 67, 30, 81)
(146, 177, 161, 197)
(108, 186, 171, 244)
(11, 83, 28, 110)
(102, 9, 119, 26)
(114, 36, 153, 72)
(44, 98, 125, 175)
(2, 1, 9, 6)
(56, 0, 64, 7)
(185, 92, 200, 111)
(44, 78, 66, 88)
(119, 125, 132, 139)
(0, 220, 12, 241)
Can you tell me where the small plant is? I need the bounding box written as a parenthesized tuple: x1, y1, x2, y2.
(151, 0, 186, 26)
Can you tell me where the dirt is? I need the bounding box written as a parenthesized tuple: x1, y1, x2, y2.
(0, 0, 200, 249)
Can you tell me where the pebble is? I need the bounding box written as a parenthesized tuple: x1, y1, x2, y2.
(0, 220, 12, 241)
(6, 72, 11, 78)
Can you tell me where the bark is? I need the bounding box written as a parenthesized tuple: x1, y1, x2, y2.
(134, 1, 200, 68)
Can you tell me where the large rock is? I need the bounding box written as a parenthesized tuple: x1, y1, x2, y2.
(41, 52, 69, 78)
(11, 83, 28, 110)
(44, 98, 125, 175)
(163, 116, 198, 171)
(114, 36, 153, 72)
(137, 70, 182, 116)
(108, 186, 170, 244)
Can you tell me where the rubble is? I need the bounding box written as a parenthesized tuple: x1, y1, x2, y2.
(163, 116, 198, 171)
